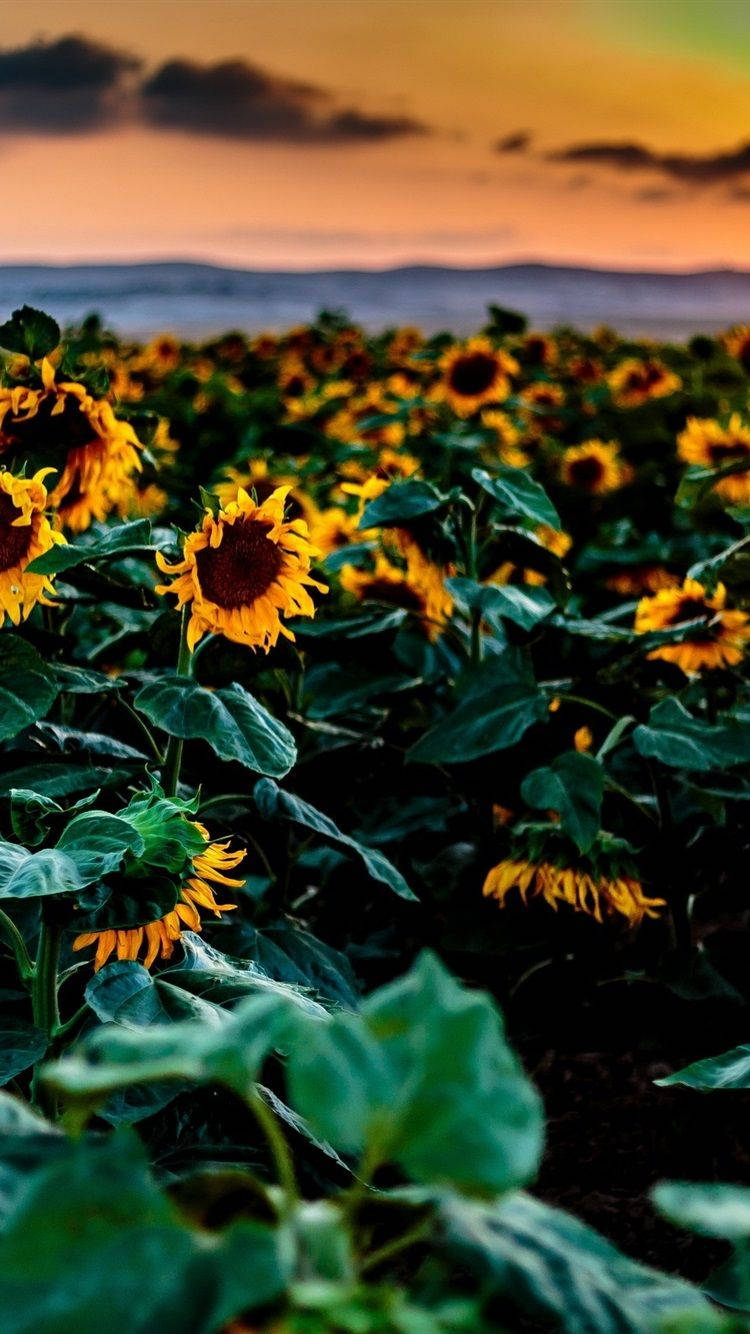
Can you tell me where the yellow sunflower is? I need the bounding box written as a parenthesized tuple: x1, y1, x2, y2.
(606, 565, 680, 596)
(607, 358, 681, 408)
(487, 523, 571, 588)
(723, 325, 750, 373)
(73, 822, 244, 972)
(560, 439, 629, 494)
(483, 858, 664, 927)
(0, 467, 65, 625)
(481, 409, 529, 467)
(156, 485, 326, 652)
(213, 458, 318, 526)
(309, 505, 361, 555)
(677, 414, 750, 504)
(340, 547, 452, 641)
(437, 337, 518, 416)
(635, 577, 750, 672)
(0, 359, 142, 532)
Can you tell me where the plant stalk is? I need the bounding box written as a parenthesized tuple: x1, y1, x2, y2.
(162, 604, 191, 798)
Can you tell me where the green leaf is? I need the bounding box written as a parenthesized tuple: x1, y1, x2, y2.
(407, 653, 546, 765)
(254, 779, 416, 901)
(162, 934, 329, 1015)
(135, 678, 296, 777)
(290, 607, 407, 639)
(521, 752, 604, 854)
(447, 576, 556, 631)
(0, 636, 58, 743)
(0, 1132, 289, 1334)
(0, 843, 83, 899)
(653, 1182, 750, 1241)
(0, 765, 131, 799)
(439, 1191, 710, 1333)
(0, 306, 59, 358)
(305, 663, 418, 719)
(472, 465, 560, 529)
(286, 951, 543, 1194)
(656, 1044, 750, 1090)
(359, 479, 444, 529)
(56, 811, 144, 882)
(26, 520, 154, 576)
(0, 1021, 47, 1085)
(633, 698, 750, 772)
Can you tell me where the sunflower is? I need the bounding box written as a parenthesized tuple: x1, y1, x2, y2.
(487, 523, 571, 588)
(73, 822, 244, 971)
(521, 333, 557, 367)
(0, 359, 142, 532)
(0, 468, 66, 625)
(560, 439, 629, 494)
(677, 414, 750, 504)
(278, 355, 316, 400)
(309, 505, 361, 555)
(437, 337, 518, 416)
(481, 409, 529, 467)
(606, 565, 680, 596)
(635, 577, 750, 672)
(607, 358, 681, 408)
(213, 458, 318, 526)
(340, 547, 452, 641)
(482, 857, 664, 927)
(723, 325, 750, 373)
(156, 485, 326, 652)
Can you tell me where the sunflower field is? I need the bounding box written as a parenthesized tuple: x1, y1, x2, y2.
(5, 300, 750, 1330)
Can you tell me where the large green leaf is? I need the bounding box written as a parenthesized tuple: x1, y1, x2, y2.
(407, 653, 546, 765)
(0, 1022, 47, 1086)
(0, 636, 58, 743)
(56, 811, 144, 882)
(26, 520, 154, 576)
(359, 479, 444, 528)
(656, 1043, 750, 1090)
(0, 1132, 289, 1334)
(0, 764, 131, 799)
(0, 843, 82, 899)
(254, 779, 416, 901)
(439, 1191, 710, 1333)
(653, 1182, 750, 1241)
(472, 465, 560, 529)
(162, 934, 329, 1015)
(135, 678, 296, 776)
(633, 698, 750, 772)
(0, 306, 59, 359)
(286, 951, 543, 1194)
(447, 576, 556, 632)
(521, 752, 604, 854)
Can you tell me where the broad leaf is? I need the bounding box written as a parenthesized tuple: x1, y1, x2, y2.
(521, 752, 604, 854)
(656, 1044, 750, 1090)
(447, 576, 556, 632)
(472, 465, 560, 529)
(633, 698, 750, 772)
(0, 636, 58, 743)
(135, 678, 296, 776)
(26, 520, 154, 576)
(359, 479, 444, 529)
(408, 653, 546, 765)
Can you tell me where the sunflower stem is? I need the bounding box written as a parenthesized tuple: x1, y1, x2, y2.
(0, 907, 34, 984)
(31, 912, 61, 1038)
(248, 1088, 298, 1212)
(162, 604, 192, 798)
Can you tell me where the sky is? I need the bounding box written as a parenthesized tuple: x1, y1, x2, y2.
(3, 0, 750, 269)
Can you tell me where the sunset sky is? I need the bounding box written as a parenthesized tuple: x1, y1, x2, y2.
(4, 0, 750, 269)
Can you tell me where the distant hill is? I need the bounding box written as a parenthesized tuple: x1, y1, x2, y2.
(1, 260, 750, 339)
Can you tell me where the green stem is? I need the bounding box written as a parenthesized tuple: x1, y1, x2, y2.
(359, 1217, 432, 1275)
(0, 907, 33, 983)
(248, 1090, 298, 1213)
(31, 913, 61, 1038)
(466, 507, 483, 667)
(162, 605, 192, 798)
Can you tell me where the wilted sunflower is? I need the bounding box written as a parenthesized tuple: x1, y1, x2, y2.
(73, 822, 244, 971)
(607, 357, 681, 408)
(437, 337, 518, 416)
(635, 576, 750, 672)
(340, 547, 452, 641)
(0, 467, 65, 625)
(156, 484, 326, 651)
(677, 414, 750, 504)
(560, 439, 629, 494)
(482, 857, 664, 927)
(0, 360, 142, 532)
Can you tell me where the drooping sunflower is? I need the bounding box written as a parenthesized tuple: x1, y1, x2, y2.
(73, 821, 244, 971)
(677, 414, 750, 504)
(560, 439, 629, 494)
(156, 485, 326, 652)
(482, 856, 664, 927)
(0, 360, 142, 532)
(0, 467, 66, 625)
(635, 577, 750, 672)
(607, 357, 681, 408)
(340, 546, 452, 641)
(436, 337, 518, 417)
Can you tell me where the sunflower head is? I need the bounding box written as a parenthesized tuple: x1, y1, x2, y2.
(340, 540, 452, 641)
(437, 337, 518, 416)
(723, 325, 750, 373)
(560, 439, 628, 494)
(635, 576, 750, 672)
(677, 414, 750, 504)
(0, 467, 65, 625)
(71, 787, 245, 972)
(156, 484, 326, 652)
(607, 357, 681, 408)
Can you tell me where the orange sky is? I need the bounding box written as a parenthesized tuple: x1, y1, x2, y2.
(4, 0, 750, 268)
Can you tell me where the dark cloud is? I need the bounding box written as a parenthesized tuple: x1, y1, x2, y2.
(140, 57, 429, 143)
(494, 131, 531, 153)
(548, 139, 750, 183)
(0, 34, 139, 131)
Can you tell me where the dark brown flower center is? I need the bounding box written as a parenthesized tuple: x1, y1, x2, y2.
(708, 440, 750, 464)
(448, 352, 500, 397)
(568, 455, 605, 488)
(0, 492, 33, 572)
(0, 394, 97, 459)
(362, 577, 425, 613)
(195, 516, 282, 609)
(668, 596, 713, 626)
